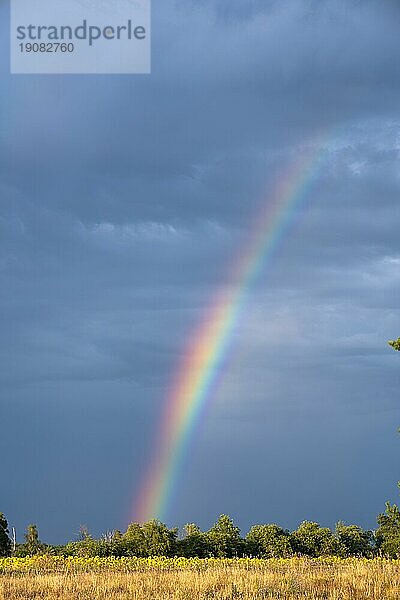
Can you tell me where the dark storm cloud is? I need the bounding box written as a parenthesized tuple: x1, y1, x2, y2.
(1, 0, 400, 542)
(2, 0, 400, 226)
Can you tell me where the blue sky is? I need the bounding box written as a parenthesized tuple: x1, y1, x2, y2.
(1, 0, 400, 543)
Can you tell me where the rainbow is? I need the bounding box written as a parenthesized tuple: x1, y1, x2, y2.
(133, 138, 327, 523)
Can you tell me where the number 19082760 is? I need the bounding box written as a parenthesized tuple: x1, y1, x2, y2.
(19, 42, 75, 53)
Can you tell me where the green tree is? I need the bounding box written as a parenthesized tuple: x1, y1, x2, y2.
(376, 502, 400, 558)
(335, 522, 374, 557)
(122, 520, 178, 557)
(0, 513, 11, 557)
(141, 519, 178, 556)
(109, 530, 125, 557)
(60, 529, 126, 558)
(290, 521, 340, 557)
(25, 524, 44, 555)
(63, 537, 110, 557)
(123, 523, 147, 556)
(207, 515, 244, 558)
(179, 523, 210, 558)
(389, 338, 400, 351)
(60, 525, 108, 558)
(15, 524, 45, 556)
(246, 524, 292, 558)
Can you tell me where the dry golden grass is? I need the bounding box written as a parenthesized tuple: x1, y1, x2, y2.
(1, 557, 400, 600)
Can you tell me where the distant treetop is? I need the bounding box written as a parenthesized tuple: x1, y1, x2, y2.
(388, 338, 400, 352)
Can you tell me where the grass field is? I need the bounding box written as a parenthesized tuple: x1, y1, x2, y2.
(1, 556, 400, 599)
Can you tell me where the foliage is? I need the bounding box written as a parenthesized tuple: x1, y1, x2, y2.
(388, 338, 400, 351)
(142, 519, 178, 556)
(206, 515, 244, 558)
(0, 513, 11, 557)
(62, 538, 113, 558)
(376, 502, 400, 558)
(26, 524, 44, 554)
(335, 522, 374, 557)
(60, 521, 179, 558)
(178, 523, 210, 558)
(14, 524, 46, 557)
(0, 514, 383, 559)
(246, 524, 293, 558)
(123, 523, 148, 557)
(290, 521, 340, 557)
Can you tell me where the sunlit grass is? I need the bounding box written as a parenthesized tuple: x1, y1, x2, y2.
(1, 557, 400, 599)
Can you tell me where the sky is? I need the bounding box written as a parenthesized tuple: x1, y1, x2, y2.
(1, 0, 400, 544)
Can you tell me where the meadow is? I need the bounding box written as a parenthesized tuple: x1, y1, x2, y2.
(1, 556, 400, 600)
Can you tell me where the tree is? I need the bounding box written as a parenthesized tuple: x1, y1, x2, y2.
(206, 515, 244, 558)
(179, 523, 210, 558)
(246, 524, 292, 558)
(389, 338, 400, 351)
(15, 524, 45, 556)
(141, 519, 178, 557)
(123, 523, 147, 556)
(63, 537, 110, 557)
(376, 502, 400, 558)
(123, 520, 178, 557)
(109, 530, 125, 557)
(290, 521, 340, 557)
(335, 522, 374, 557)
(25, 524, 44, 555)
(0, 513, 11, 557)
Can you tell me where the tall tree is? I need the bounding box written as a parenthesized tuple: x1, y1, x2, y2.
(290, 521, 340, 557)
(207, 515, 244, 558)
(179, 523, 210, 558)
(376, 503, 400, 558)
(246, 524, 292, 558)
(141, 519, 178, 557)
(123, 523, 147, 556)
(25, 524, 44, 555)
(0, 513, 11, 557)
(335, 522, 374, 557)
(123, 520, 178, 557)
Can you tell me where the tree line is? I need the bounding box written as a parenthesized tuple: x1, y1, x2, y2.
(1, 506, 400, 559)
